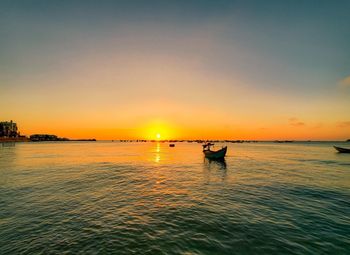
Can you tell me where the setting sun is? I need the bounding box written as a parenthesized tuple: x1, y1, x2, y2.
(138, 120, 177, 140)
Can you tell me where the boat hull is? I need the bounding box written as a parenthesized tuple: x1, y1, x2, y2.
(203, 146, 227, 159)
(334, 146, 350, 153)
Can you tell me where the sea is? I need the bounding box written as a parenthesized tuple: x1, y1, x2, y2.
(0, 141, 349, 254)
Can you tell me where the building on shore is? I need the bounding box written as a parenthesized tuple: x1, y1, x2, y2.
(0, 120, 19, 138)
(30, 134, 59, 141)
(1, 121, 95, 142)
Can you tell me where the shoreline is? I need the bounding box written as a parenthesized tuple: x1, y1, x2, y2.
(2, 139, 348, 143)
(0, 138, 96, 143)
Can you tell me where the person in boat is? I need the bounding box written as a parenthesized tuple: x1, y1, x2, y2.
(202, 142, 214, 151)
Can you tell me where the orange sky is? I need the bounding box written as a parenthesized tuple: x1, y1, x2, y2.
(2, 51, 349, 140)
(2, 51, 350, 140)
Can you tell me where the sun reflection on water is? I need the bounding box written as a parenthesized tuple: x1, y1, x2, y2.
(155, 142, 160, 163)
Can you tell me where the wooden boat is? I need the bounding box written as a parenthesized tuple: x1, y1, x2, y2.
(169, 143, 175, 147)
(202, 143, 227, 159)
(334, 146, 350, 153)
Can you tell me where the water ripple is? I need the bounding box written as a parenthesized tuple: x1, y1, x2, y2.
(0, 142, 349, 254)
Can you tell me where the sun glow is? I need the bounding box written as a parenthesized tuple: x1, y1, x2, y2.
(139, 120, 177, 140)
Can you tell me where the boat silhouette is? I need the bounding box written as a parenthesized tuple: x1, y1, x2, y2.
(334, 146, 350, 153)
(202, 143, 227, 160)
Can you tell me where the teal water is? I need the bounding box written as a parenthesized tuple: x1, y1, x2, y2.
(0, 142, 349, 254)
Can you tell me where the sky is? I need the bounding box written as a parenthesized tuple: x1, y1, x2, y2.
(1, 0, 350, 140)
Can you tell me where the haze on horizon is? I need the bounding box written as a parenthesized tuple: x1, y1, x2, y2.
(1, 0, 350, 140)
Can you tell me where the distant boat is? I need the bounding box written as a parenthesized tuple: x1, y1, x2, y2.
(169, 143, 175, 147)
(334, 146, 350, 153)
(202, 143, 227, 159)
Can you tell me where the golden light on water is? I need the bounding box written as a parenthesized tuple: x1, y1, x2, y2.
(155, 142, 161, 163)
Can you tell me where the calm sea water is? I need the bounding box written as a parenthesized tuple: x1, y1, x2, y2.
(0, 141, 349, 254)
